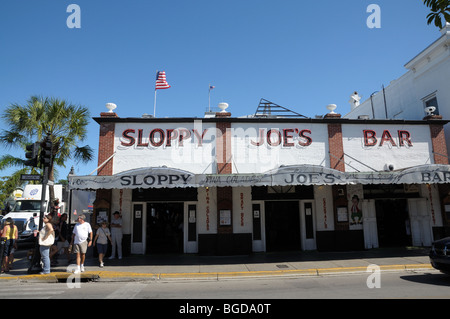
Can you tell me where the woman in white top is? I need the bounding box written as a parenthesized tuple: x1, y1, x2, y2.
(39, 215, 55, 275)
(93, 222, 111, 267)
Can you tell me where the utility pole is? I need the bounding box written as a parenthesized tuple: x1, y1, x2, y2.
(27, 135, 53, 274)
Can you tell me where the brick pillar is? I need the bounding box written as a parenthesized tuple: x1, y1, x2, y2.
(215, 112, 233, 236)
(94, 112, 118, 223)
(325, 113, 345, 172)
(216, 112, 232, 174)
(97, 112, 118, 176)
(425, 115, 450, 230)
(325, 113, 349, 232)
(426, 115, 449, 165)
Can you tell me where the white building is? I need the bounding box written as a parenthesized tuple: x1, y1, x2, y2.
(345, 23, 450, 154)
(69, 105, 450, 256)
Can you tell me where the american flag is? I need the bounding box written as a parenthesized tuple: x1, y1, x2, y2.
(155, 71, 171, 90)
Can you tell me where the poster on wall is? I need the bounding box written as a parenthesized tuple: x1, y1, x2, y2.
(337, 207, 348, 222)
(349, 195, 363, 228)
(220, 210, 231, 226)
(97, 210, 108, 224)
(348, 184, 364, 230)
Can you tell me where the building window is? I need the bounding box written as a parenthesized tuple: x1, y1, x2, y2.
(423, 94, 439, 116)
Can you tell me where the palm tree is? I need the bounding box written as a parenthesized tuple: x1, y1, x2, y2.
(0, 96, 94, 209)
(423, 0, 450, 29)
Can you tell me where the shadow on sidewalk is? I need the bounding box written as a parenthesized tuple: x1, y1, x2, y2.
(5, 246, 430, 276)
(85, 246, 430, 266)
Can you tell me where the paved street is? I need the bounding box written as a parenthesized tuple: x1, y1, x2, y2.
(0, 269, 449, 300)
(0, 245, 435, 283)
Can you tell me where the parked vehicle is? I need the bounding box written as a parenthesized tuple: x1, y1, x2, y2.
(2, 184, 66, 244)
(429, 237, 450, 274)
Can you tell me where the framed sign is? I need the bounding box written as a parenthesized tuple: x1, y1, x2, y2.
(337, 206, 348, 222)
(97, 210, 108, 224)
(220, 210, 231, 226)
(189, 209, 196, 223)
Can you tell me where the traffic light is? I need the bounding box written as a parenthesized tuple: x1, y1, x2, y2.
(40, 136, 53, 167)
(24, 142, 39, 167)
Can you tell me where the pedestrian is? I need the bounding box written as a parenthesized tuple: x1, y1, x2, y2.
(93, 221, 111, 267)
(8, 243, 17, 269)
(109, 211, 123, 259)
(1, 218, 18, 273)
(70, 214, 93, 274)
(38, 215, 55, 275)
(50, 213, 70, 264)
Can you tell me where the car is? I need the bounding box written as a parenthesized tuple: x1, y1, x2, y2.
(430, 237, 450, 274)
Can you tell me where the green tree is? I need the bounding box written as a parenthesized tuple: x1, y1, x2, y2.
(0, 96, 94, 209)
(423, 0, 450, 29)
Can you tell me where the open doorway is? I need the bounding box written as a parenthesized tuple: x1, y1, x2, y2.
(375, 199, 411, 247)
(265, 201, 300, 252)
(146, 203, 184, 254)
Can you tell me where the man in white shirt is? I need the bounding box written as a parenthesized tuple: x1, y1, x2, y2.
(109, 211, 123, 260)
(70, 214, 93, 274)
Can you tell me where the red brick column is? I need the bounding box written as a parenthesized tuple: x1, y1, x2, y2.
(426, 115, 450, 228)
(325, 113, 345, 172)
(215, 112, 233, 235)
(428, 120, 449, 165)
(95, 112, 117, 222)
(216, 112, 232, 174)
(97, 112, 118, 176)
(325, 113, 349, 232)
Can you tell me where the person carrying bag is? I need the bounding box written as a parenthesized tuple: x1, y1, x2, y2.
(38, 215, 55, 275)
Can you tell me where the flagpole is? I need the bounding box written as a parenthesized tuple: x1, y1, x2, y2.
(208, 84, 211, 112)
(153, 89, 157, 117)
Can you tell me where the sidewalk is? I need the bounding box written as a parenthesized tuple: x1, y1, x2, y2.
(0, 247, 434, 283)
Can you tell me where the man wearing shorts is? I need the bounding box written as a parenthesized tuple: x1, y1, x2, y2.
(70, 214, 93, 274)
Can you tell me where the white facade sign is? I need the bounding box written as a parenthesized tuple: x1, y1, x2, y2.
(70, 121, 449, 190)
(231, 123, 329, 173)
(114, 122, 217, 175)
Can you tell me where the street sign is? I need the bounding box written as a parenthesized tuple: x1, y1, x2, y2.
(20, 174, 41, 181)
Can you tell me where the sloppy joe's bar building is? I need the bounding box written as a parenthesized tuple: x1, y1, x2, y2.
(69, 107, 450, 255)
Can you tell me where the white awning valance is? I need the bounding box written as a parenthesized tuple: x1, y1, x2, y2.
(68, 164, 450, 190)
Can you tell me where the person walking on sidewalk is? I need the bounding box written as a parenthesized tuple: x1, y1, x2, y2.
(38, 215, 55, 275)
(70, 214, 93, 274)
(93, 221, 111, 267)
(1, 218, 18, 273)
(109, 211, 123, 259)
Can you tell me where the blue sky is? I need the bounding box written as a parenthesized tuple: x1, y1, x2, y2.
(0, 0, 443, 180)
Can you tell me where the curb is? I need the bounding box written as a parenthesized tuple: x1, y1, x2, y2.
(0, 264, 434, 283)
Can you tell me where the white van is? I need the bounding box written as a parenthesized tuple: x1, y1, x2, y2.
(3, 184, 65, 244)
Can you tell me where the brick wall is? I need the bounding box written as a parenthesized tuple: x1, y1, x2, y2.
(216, 113, 232, 174)
(430, 123, 449, 165)
(216, 112, 233, 234)
(325, 113, 345, 172)
(95, 112, 117, 222)
(97, 112, 117, 176)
